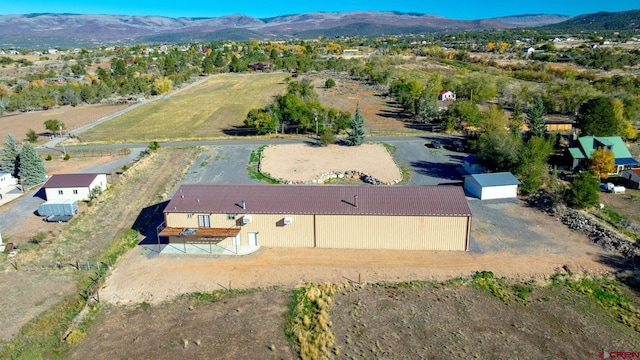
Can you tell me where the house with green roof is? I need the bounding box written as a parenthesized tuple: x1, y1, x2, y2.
(568, 135, 639, 174)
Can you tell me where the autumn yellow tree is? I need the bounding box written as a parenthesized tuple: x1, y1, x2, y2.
(611, 98, 638, 140)
(589, 147, 615, 180)
(487, 42, 496, 52)
(152, 77, 173, 95)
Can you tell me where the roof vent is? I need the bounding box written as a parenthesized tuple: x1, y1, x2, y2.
(354, 195, 359, 208)
(181, 195, 184, 199)
(242, 200, 246, 210)
(197, 199, 200, 203)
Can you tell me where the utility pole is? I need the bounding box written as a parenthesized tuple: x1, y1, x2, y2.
(313, 110, 319, 145)
(59, 125, 66, 158)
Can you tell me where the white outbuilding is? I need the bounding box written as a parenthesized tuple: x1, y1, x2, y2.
(41, 173, 107, 201)
(464, 172, 520, 200)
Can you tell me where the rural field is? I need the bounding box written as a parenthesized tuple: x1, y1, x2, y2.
(78, 73, 289, 143)
(69, 277, 640, 359)
(0, 104, 129, 145)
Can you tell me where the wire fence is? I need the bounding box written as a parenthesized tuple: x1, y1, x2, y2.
(41, 148, 129, 159)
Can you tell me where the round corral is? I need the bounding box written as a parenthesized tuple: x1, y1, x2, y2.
(259, 143, 402, 184)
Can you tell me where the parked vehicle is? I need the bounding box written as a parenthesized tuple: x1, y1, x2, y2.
(600, 183, 626, 193)
(452, 140, 464, 152)
(431, 140, 442, 149)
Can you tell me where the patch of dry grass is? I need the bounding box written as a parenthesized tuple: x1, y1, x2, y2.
(80, 73, 287, 143)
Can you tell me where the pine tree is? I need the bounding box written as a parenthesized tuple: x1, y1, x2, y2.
(18, 142, 46, 187)
(1, 134, 20, 177)
(568, 171, 600, 209)
(526, 96, 546, 138)
(508, 101, 524, 135)
(347, 105, 365, 146)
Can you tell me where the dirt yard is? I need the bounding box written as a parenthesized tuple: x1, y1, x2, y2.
(99, 199, 613, 306)
(0, 104, 129, 144)
(73, 270, 640, 360)
(260, 143, 402, 183)
(310, 73, 423, 135)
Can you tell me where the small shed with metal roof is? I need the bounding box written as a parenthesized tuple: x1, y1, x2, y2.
(464, 172, 520, 200)
(160, 184, 472, 252)
(42, 173, 107, 201)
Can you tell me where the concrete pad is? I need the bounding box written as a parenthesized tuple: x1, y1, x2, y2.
(142, 243, 260, 256)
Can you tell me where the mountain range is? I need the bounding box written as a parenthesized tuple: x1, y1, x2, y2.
(0, 10, 634, 48)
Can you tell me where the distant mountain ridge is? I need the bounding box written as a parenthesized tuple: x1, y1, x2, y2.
(0, 11, 574, 48)
(540, 9, 640, 31)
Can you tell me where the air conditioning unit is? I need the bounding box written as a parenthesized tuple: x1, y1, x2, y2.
(283, 217, 293, 225)
(242, 215, 252, 224)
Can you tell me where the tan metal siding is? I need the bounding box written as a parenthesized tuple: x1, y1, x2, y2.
(315, 215, 468, 251)
(166, 213, 469, 251)
(229, 214, 315, 248)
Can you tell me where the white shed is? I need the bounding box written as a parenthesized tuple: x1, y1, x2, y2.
(464, 172, 520, 200)
(42, 173, 107, 201)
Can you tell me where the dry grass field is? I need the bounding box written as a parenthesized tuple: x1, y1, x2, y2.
(0, 104, 129, 145)
(79, 73, 288, 143)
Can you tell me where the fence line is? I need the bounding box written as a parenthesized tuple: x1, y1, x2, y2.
(42, 148, 129, 158)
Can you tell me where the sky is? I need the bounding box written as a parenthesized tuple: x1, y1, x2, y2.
(1, 0, 638, 20)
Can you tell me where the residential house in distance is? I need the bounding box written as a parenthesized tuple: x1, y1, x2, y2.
(438, 90, 456, 101)
(42, 173, 107, 201)
(567, 136, 640, 173)
(159, 184, 473, 252)
(620, 168, 640, 190)
(543, 116, 575, 133)
(248, 62, 271, 72)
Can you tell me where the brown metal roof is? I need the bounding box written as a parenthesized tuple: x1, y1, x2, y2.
(42, 173, 102, 188)
(164, 184, 472, 217)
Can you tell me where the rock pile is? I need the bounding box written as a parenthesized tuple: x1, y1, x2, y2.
(282, 170, 397, 185)
(527, 191, 640, 268)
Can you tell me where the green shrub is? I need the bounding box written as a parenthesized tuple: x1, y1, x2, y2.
(325, 78, 336, 88)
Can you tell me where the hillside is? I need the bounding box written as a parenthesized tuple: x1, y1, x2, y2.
(0, 11, 571, 48)
(541, 9, 640, 32)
